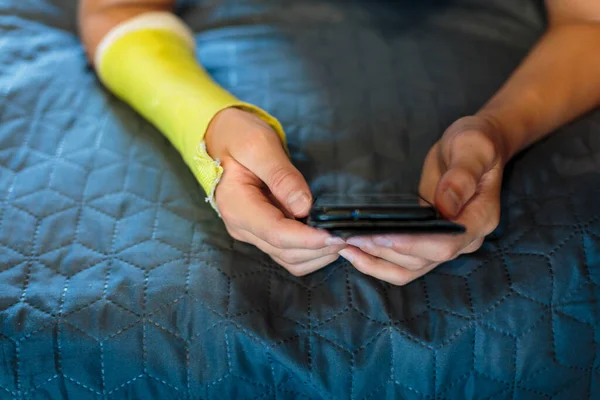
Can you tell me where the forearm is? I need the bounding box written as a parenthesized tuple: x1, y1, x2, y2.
(477, 21, 600, 161)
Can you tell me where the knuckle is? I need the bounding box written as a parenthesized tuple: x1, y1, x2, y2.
(484, 207, 501, 235)
(404, 260, 429, 271)
(265, 231, 284, 249)
(432, 245, 459, 262)
(392, 240, 416, 256)
(388, 274, 411, 287)
(220, 208, 241, 228)
(472, 131, 498, 162)
(245, 128, 274, 152)
(225, 226, 243, 241)
(279, 251, 303, 265)
(287, 264, 309, 277)
(464, 238, 484, 254)
(267, 165, 297, 193)
(470, 203, 500, 236)
(449, 117, 501, 162)
(362, 245, 382, 258)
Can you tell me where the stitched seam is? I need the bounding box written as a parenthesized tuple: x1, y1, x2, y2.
(15, 342, 20, 396)
(62, 297, 103, 319)
(548, 232, 578, 256)
(511, 289, 550, 309)
(363, 379, 390, 400)
(112, 255, 185, 273)
(16, 319, 57, 343)
(206, 373, 230, 388)
(63, 374, 102, 396)
(38, 242, 107, 264)
(473, 370, 551, 398)
(147, 319, 187, 343)
(427, 307, 472, 320)
(105, 319, 142, 341)
(550, 373, 589, 398)
(437, 372, 471, 395)
(352, 327, 388, 355)
(308, 263, 344, 290)
(147, 373, 181, 392)
(106, 373, 144, 395)
(392, 380, 433, 399)
(351, 306, 388, 326)
(512, 332, 518, 398)
(349, 353, 355, 400)
(21, 374, 60, 396)
(61, 320, 98, 342)
(312, 332, 352, 356)
(391, 326, 435, 350)
(104, 297, 142, 319)
(313, 307, 350, 328)
(271, 334, 301, 347)
(146, 294, 186, 319)
(267, 351, 277, 400)
(100, 342, 106, 396)
(390, 310, 429, 325)
(0, 384, 15, 396)
(184, 225, 194, 400)
(437, 322, 477, 348)
(345, 266, 353, 309)
(432, 350, 437, 399)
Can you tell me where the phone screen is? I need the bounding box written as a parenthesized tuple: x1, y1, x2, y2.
(310, 193, 437, 222)
(314, 193, 431, 207)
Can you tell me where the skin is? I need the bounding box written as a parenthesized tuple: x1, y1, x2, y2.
(79, 0, 600, 284)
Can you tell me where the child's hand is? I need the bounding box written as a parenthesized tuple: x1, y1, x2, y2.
(205, 108, 346, 276)
(339, 116, 506, 285)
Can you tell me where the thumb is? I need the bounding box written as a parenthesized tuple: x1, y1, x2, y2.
(231, 131, 312, 218)
(435, 130, 500, 218)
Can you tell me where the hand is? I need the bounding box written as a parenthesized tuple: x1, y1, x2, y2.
(338, 115, 506, 285)
(205, 107, 346, 276)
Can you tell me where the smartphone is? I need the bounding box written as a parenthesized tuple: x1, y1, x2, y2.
(306, 193, 465, 238)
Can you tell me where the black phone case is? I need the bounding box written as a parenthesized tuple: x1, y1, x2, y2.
(307, 219, 466, 239)
(306, 193, 465, 238)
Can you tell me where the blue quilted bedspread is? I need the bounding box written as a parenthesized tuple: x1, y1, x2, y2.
(1, 0, 600, 398)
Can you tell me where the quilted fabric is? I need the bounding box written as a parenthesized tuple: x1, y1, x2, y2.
(1, 0, 600, 398)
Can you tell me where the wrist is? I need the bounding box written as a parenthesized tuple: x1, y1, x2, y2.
(474, 110, 522, 165)
(205, 106, 285, 159)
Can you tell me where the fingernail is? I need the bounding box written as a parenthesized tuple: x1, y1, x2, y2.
(347, 238, 364, 248)
(348, 237, 374, 249)
(287, 191, 310, 215)
(338, 249, 354, 263)
(326, 237, 346, 246)
(373, 237, 393, 248)
(443, 189, 462, 217)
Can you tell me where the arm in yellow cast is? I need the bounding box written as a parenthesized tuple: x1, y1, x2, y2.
(77, 0, 287, 208)
(78, 0, 345, 277)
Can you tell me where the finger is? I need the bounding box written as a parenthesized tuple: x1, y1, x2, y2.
(272, 253, 340, 277)
(339, 247, 438, 286)
(436, 129, 500, 218)
(371, 234, 467, 263)
(454, 169, 503, 236)
(346, 237, 430, 271)
(418, 144, 443, 203)
(229, 126, 312, 218)
(238, 229, 347, 264)
(218, 179, 335, 249)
